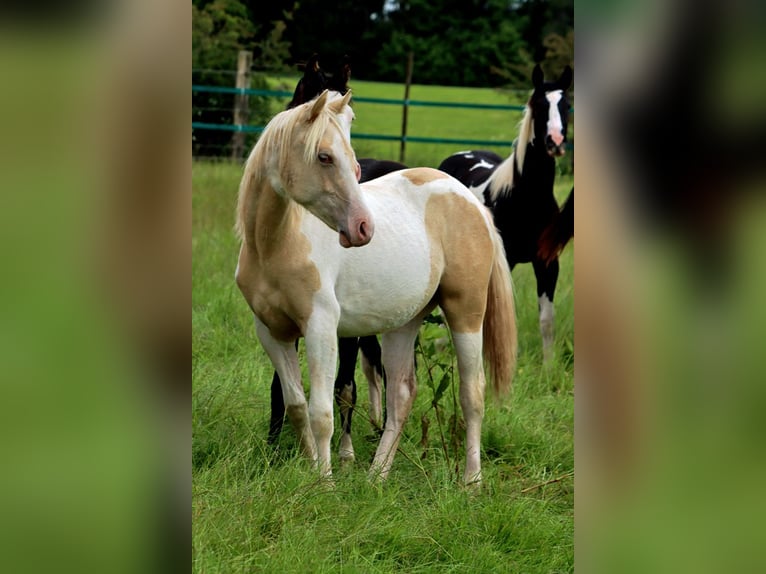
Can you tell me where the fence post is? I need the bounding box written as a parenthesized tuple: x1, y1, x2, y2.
(399, 51, 414, 164)
(231, 50, 252, 161)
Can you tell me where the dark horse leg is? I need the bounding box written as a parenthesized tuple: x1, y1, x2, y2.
(533, 257, 560, 363)
(268, 372, 285, 444)
(336, 337, 360, 462)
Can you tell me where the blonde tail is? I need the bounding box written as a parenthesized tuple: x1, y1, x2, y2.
(483, 229, 517, 397)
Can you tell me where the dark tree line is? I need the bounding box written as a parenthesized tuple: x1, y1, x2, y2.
(193, 0, 572, 86)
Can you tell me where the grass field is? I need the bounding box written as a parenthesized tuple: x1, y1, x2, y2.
(193, 80, 574, 572)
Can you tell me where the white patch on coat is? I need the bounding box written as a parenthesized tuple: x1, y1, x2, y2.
(470, 159, 495, 172)
(538, 293, 555, 362)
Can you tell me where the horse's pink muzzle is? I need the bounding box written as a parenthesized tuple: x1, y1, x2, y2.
(546, 130, 566, 157)
(339, 215, 374, 247)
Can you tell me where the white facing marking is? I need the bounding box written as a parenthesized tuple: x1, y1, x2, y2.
(546, 91, 564, 135)
(469, 159, 495, 172)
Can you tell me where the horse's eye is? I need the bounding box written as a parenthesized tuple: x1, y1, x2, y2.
(318, 152, 333, 165)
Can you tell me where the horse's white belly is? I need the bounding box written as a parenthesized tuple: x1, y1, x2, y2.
(335, 233, 435, 336)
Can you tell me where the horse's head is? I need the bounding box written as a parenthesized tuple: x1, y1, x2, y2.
(530, 64, 573, 157)
(275, 89, 374, 247)
(287, 53, 328, 109)
(287, 53, 351, 109)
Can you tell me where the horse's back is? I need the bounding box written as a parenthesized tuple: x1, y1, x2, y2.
(437, 151, 503, 188)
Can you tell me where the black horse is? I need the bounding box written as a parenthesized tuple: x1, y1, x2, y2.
(438, 64, 573, 363)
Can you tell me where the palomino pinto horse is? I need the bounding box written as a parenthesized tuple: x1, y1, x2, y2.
(268, 54, 406, 457)
(438, 64, 572, 363)
(235, 90, 516, 483)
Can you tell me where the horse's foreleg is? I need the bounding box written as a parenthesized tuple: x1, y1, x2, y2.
(304, 311, 340, 477)
(254, 317, 315, 460)
(359, 335, 384, 432)
(268, 340, 300, 444)
(369, 319, 421, 482)
(452, 331, 486, 486)
(336, 337, 360, 462)
(533, 258, 560, 363)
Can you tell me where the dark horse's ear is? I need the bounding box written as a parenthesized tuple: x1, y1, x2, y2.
(328, 54, 351, 94)
(557, 65, 573, 92)
(306, 52, 321, 73)
(532, 64, 544, 91)
(288, 53, 327, 109)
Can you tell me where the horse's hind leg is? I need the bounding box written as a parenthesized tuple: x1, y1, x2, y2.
(440, 292, 488, 486)
(254, 318, 316, 461)
(369, 318, 421, 481)
(533, 257, 559, 363)
(451, 332, 486, 485)
(359, 335, 384, 432)
(335, 337, 360, 462)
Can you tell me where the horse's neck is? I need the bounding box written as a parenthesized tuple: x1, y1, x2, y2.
(515, 142, 556, 196)
(251, 179, 303, 257)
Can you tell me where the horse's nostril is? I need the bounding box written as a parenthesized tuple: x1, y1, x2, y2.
(357, 219, 374, 243)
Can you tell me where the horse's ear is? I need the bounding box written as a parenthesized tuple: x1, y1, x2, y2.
(307, 52, 321, 73)
(532, 64, 544, 90)
(329, 55, 351, 93)
(329, 89, 352, 114)
(557, 65, 573, 91)
(308, 90, 329, 122)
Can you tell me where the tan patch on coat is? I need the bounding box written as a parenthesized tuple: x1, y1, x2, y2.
(402, 167, 450, 186)
(425, 193, 493, 333)
(236, 196, 321, 342)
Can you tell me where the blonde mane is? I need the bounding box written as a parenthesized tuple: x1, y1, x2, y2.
(235, 93, 351, 241)
(486, 100, 534, 203)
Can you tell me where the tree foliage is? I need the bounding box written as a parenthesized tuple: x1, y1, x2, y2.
(192, 0, 269, 157)
(192, 0, 255, 71)
(209, 0, 574, 87)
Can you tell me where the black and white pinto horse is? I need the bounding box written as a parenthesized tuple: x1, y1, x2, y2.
(438, 64, 573, 362)
(269, 54, 405, 458)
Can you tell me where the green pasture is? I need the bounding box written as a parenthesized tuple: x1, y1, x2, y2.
(193, 81, 574, 573)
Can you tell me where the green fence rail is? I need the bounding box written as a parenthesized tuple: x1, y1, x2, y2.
(192, 84, 572, 149)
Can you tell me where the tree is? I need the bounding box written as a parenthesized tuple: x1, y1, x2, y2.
(373, 0, 531, 86)
(192, 0, 256, 157)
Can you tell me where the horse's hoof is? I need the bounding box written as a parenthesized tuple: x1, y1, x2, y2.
(339, 450, 355, 465)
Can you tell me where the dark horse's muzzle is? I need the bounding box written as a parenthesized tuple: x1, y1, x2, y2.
(546, 135, 567, 157)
